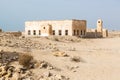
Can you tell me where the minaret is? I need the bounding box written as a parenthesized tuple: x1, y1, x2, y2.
(97, 19, 103, 32)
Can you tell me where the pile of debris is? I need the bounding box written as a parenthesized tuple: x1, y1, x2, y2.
(0, 64, 35, 80)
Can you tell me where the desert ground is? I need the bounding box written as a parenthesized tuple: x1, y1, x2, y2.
(0, 31, 120, 80)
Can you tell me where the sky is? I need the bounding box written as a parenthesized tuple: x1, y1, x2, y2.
(0, 0, 120, 31)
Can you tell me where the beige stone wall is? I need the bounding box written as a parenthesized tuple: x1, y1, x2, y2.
(25, 19, 86, 37)
(25, 21, 41, 37)
(40, 24, 52, 36)
(85, 19, 108, 38)
(102, 29, 108, 37)
(72, 20, 86, 36)
(50, 20, 73, 36)
(86, 29, 97, 38)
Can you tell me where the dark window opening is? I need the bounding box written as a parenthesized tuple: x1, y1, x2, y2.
(39, 30, 41, 35)
(28, 30, 31, 35)
(59, 30, 62, 35)
(77, 30, 79, 35)
(81, 30, 82, 35)
(65, 30, 68, 35)
(73, 30, 76, 35)
(53, 30, 55, 35)
(33, 30, 36, 35)
(43, 27, 45, 29)
(98, 21, 100, 23)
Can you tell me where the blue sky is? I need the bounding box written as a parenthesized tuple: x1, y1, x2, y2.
(0, 0, 120, 31)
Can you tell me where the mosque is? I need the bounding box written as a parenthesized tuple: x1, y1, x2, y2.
(24, 19, 108, 38)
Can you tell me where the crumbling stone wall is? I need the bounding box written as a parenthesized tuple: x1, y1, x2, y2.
(85, 19, 108, 38)
(72, 20, 86, 37)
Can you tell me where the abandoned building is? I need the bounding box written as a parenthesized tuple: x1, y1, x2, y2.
(25, 19, 86, 37)
(25, 19, 108, 38)
(86, 19, 108, 38)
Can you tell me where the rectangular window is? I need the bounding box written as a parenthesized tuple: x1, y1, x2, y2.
(33, 30, 36, 35)
(39, 30, 41, 35)
(73, 30, 76, 35)
(65, 30, 68, 35)
(77, 30, 79, 35)
(81, 30, 82, 35)
(59, 30, 62, 35)
(28, 30, 31, 35)
(53, 30, 55, 35)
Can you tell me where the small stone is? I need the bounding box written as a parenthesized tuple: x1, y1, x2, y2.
(43, 71, 52, 77)
(55, 74, 63, 79)
(40, 62, 48, 69)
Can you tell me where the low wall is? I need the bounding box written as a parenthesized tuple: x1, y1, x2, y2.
(5, 32, 22, 37)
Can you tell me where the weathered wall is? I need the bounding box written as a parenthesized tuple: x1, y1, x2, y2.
(25, 20, 83, 37)
(25, 19, 108, 38)
(86, 29, 98, 38)
(85, 19, 108, 38)
(51, 20, 73, 36)
(25, 21, 41, 37)
(86, 29, 103, 38)
(72, 20, 86, 37)
(25, 20, 73, 36)
(102, 29, 108, 37)
(40, 24, 52, 36)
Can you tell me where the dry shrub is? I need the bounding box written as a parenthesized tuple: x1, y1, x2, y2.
(53, 37, 59, 41)
(47, 36, 59, 41)
(19, 53, 33, 68)
(70, 56, 81, 62)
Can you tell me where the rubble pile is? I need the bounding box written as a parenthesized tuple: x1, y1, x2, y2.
(0, 65, 35, 80)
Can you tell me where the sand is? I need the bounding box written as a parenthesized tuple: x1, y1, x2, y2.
(0, 32, 120, 80)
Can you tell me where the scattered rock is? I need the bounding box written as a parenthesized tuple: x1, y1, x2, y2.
(0, 51, 19, 64)
(43, 71, 52, 77)
(11, 72, 21, 80)
(39, 61, 54, 70)
(52, 51, 68, 57)
(38, 71, 69, 80)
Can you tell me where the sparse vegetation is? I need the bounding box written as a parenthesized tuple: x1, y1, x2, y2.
(19, 53, 33, 68)
(53, 37, 59, 41)
(70, 56, 81, 62)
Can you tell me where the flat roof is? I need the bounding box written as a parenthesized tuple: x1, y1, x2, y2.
(25, 19, 86, 22)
